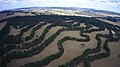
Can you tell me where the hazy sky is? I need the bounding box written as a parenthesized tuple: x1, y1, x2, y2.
(0, 0, 120, 13)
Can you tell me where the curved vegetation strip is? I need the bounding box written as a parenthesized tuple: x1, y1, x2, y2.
(0, 15, 120, 67)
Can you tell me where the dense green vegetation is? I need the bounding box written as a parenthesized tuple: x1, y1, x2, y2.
(0, 15, 120, 67)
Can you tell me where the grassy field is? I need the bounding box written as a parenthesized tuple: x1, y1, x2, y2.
(0, 12, 120, 67)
